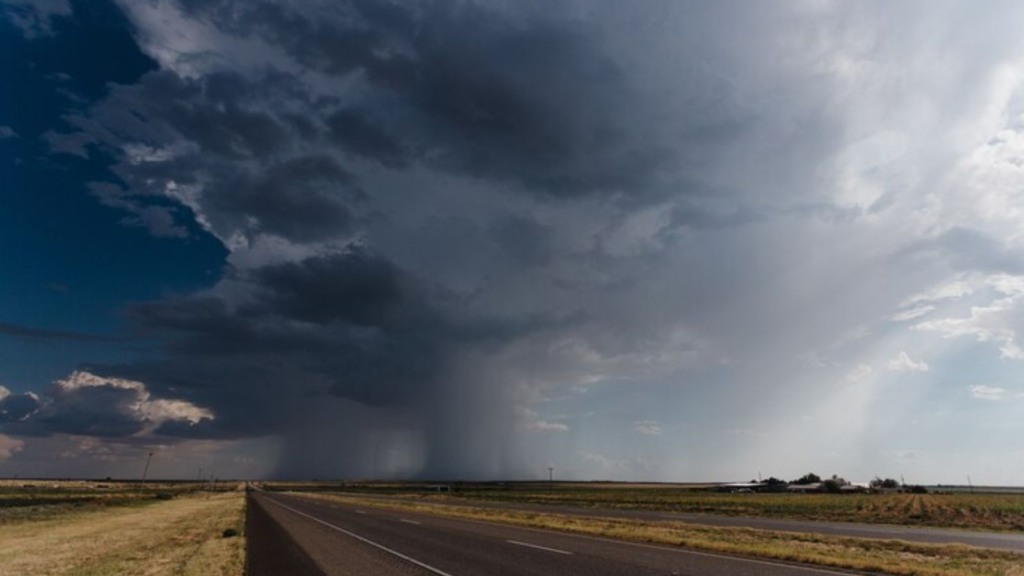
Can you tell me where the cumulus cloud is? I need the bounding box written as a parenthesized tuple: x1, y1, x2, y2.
(519, 408, 568, 433)
(886, 351, 930, 373)
(0, 435, 24, 460)
(915, 297, 1024, 358)
(1, 371, 213, 439)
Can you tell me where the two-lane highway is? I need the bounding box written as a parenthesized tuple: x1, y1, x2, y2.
(247, 491, 864, 576)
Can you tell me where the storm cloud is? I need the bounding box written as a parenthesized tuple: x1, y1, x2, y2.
(6, 0, 1024, 482)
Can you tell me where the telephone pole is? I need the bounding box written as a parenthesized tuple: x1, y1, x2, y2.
(548, 467, 553, 483)
(140, 451, 154, 489)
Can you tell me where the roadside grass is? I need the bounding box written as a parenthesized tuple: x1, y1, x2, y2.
(0, 481, 213, 525)
(303, 493, 1024, 576)
(0, 489, 245, 576)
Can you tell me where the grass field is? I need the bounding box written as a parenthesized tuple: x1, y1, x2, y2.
(275, 481, 1024, 531)
(0, 481, 245, 576)
(0, 480, 219, 524)
(454, 486, 1024, 531)
(303, 492, 1024, 576)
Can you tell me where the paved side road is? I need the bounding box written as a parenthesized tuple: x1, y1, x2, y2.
(247, 491, 865, 576)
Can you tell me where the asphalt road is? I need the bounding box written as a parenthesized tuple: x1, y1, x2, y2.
(329, 492, 1024, 553)
(248, 491, 864, 576)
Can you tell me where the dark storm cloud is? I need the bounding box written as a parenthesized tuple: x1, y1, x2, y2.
(161, 0, 673, 198)
(253, 250, 412, 327)
(126, 250, 450, 410)
(51, 0, 711, 476)
(116, 243, 581, 450)
(24, 0, 1024, 482)
(83, 67, 370, 242)
(326, 110, 407, 169)
(126, 69, 293, 160)
(208, 155, 359, 241)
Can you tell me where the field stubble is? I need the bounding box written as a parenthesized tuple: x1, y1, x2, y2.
(0, 484, 244, 576)
(451, 487, 1024, 531)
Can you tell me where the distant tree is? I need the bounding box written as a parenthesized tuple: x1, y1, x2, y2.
(905, 485, 929, 494)
(764, 477, 787, 486)
(823, 478, 846, 493)
(870, 477, 900, 489)
(792, 473, 821, 485)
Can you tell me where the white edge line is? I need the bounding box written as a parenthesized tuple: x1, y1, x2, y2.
(400, 518, 421, 525)
(506, 540, 573, 555)
(277, 494, 856, 576)
(355, 510, 367, 514)
(333, 501, 858, 576)
(263, 497, 455, 576)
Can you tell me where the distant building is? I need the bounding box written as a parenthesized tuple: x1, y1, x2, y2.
(715, 482, 764, 493)
(787, 482, 823, 493)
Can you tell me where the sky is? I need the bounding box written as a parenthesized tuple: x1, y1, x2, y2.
(2, 0, 1024, 484)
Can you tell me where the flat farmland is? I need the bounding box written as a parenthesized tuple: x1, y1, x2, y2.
(453, 486, 1024, 531)
(291, 482, 1024, 532)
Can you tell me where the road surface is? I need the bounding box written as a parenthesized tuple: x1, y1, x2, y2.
(247, 491, 866, 576)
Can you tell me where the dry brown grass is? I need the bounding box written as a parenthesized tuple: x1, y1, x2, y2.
(0, 490, 245, 576)
(450, 486, 1024, 531)
(305, 493, 1024, 576)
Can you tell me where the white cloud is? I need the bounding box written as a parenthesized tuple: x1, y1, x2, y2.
(914, 296, 1024, 359)
(0, 435, 24, 460)
(0, 126, 17, 139)
(988, 274, 1024, 297)
(844, 364, 873, 383)
(902, 278, 975, 307)
(886, 351, 929, 373)
(48, 371, 214, 432)
(518, 407, 568, 432)
(970, 384, 1004, 401)
(525, 420, 568, 432)
(889, 305, 935, 322)
(633, 420, 663, 436)
(578, 450, 613, 470)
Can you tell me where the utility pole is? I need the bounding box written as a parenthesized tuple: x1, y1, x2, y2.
(967, 475, 974, 493)
(140, 451, 154, 490)
(548, 467, 553, 483)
